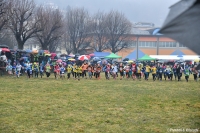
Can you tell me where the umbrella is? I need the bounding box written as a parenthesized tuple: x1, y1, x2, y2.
(45, 53, 51, 56)
(102, 59, 108, 64)
(56, 59, 62, 63)
(105, 53, 122, 59)
(127, 60, 134, 63)
(44, 50, 50, 54)
(0, 45, 9, 48)
(1, 48, 10, 52)
(62, 62, 67, 66)
(138, 54, 156, 61)
(159, 0, 200, 55)
(25, 49, 32, 53)
(69, 54, 75, 57)
(123, 58, 129, 61)
(60, 53, 67, 57)
(89, 53, 95, 57)
(32, 50, 38, 54)
(75, 53, 80, 56)
(78, 55, 90, 61)
(194, 59, 199, 62)
(39, 50, 44, 53)
(68, 58, 75, 61)
(93, 57, 101, 61)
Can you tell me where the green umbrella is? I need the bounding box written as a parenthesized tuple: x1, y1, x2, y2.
(105, 53, 122, 59)
(138, 54, 156, 61)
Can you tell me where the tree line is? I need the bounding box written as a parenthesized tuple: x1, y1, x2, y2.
(0, 0, 133, 54)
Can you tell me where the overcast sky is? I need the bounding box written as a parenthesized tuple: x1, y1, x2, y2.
(35, 0, 180, 27)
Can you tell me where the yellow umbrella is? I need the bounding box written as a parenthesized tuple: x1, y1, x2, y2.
(194, 59, 199, 62)
(45, 53, 51, 56)
(68, 58, 75, 61)
(127, 60, 134, 64)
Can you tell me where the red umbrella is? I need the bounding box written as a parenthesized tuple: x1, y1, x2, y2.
(44, 50, 50, 54)
(51, 53, 57, 59)
(56, 59, 62, 63)
(89, 53, 95, 57)
(78, 55, 90, 61)
(1, 48, 10, 52)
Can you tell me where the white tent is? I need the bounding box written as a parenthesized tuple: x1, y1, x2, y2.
(149, 55, 200, 61)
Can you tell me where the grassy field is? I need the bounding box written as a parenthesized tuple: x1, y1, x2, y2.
(0, 74, 200, 133)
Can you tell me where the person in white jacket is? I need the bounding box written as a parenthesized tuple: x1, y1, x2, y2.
(112, 64, 118, 79)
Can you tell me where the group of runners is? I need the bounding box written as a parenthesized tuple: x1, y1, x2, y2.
(5, 60, 200, 82)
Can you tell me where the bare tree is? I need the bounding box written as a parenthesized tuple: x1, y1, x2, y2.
(105, 11, 132, 53)
(90, 12, 109, 52)
(7, 0, 41, 49)
(66, 7, 92, 54)
(63, 31, 73, 54)
(0, 0, 8, 32)
(0, 31, 16, 48)
(35, 6, 64, 52)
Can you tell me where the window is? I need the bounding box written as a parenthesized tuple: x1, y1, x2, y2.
(129, 41, 136, 47)
(138, 41, 156, 47)
(159, 42, 176, 47)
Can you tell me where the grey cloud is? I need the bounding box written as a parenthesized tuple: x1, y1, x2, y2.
(35, 0, 180, 26)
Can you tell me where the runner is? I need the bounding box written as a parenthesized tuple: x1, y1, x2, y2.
(66, 64, 72, 80)
(151, 65, 157, 81)
(87, 63, 93, 79)
(192, 65, 198, 81)
(54, 63, 60, 79)
(6, 63, 13, 75)
(124, 64, 130, 79)
(118, 63, 124, 80)
(112, 64, 118, 80)
(81, 62, 88, 79)
(39, 63, 44, 78)
(184, 65, 190, 82)
(32, 62, 39, 78)
(136, 64, 142, 80)
(77, 65, 82, 81)
(131, 62, 137, 80)
(45, 62, 51, 79)
(60, 65, 65, 79)
(25, 61, 32, 78)
(96, 64, 101, 80)
(16, 62, 22, 78)
(104, 63, 111, 80)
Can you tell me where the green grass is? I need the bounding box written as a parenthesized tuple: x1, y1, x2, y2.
(0, 74, 200, 133)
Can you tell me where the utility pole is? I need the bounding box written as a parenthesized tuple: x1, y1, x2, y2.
(156, 36, 160, 55)
(136, 36, 139, 60)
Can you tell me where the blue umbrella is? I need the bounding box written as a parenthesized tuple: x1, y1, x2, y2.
(93, 57, 101, 61)
(25, 49, 32, 53)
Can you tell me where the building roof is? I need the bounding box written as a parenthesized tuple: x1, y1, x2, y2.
(171, 49, 185, 55)
(124, 49, 145, 59)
